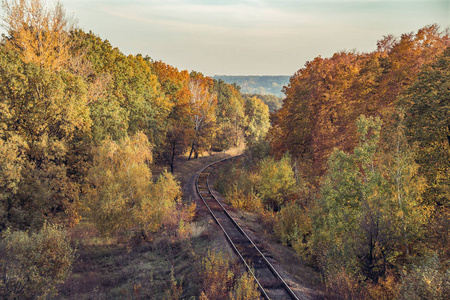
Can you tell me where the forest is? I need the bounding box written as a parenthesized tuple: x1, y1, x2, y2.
(0, 0, 449, 299)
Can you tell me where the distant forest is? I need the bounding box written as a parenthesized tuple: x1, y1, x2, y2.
(212, 75, 290, 97)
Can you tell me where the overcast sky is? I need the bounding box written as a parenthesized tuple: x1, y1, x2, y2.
(59, 0, 450, 75)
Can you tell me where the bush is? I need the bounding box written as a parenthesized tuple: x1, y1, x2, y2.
(274, 202, 311, 247)
(200, 250, 260, 300)
(0, 224, 75, 299)
(257, 154, 296, 211)
(398, 254, 449, 300)
(215, 163, 263, 212)
(200, 250, 240, 300)
(229, 271, 261, 300)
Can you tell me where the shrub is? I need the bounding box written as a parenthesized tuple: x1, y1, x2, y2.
(257, 154, 296, 211)
(274, 202, 311, 247)
(229, 270, 261, 300)
(0, 224, 75, 299)
(200, 249, 261, 300)
(398, 254, 449, 300)
(200, 250, 239, 299)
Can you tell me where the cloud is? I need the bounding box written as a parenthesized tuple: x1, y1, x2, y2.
(62, 0, 449, 75)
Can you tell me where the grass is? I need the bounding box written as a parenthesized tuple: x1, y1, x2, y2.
(59, 222, 211, 299)
(56, 146, 323, 299)
(56, 147, 244, 299)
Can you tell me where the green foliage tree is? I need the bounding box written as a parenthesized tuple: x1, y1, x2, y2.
(212, 79, 246, 150)
(244, 96, 270, 145)
(313, 116, 429, 282)
(242, 93, 283, 113)
(382, 112, 429, 255)
(0, 47, 90, 230)
(0, 224, 75, 299)
(0, 136, 24, 231)
(274, 201, 311, 248)
(402, 46, 450, 208)
(69, 30, 168, 145)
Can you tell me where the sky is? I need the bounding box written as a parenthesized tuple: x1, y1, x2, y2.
(18, 0, 450, 75)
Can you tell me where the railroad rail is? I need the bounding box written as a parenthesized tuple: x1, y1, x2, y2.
(195, 156, 300, 300)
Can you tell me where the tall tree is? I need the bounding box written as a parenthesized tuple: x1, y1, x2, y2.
(313, 116, 428, 282)
(244, 96, 270, 144)
(269, 25, 449, 179)
(188, 72, 217, 159)
(151, 60, 193, 172)
(401, 46, 450, 256)
(0, 47, 90, 230)
(212, 79, 246, 150)
(1, 0, 75, 70)
(402, 46, 450, 207)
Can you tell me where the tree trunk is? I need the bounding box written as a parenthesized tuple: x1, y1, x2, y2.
(188, 140, 195, 160)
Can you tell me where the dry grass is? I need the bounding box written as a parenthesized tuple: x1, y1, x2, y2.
(58, 220, 215, 299)
(56, 145, 324, 299)
(56, 146, 244, 299)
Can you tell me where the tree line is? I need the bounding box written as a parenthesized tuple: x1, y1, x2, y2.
(0, 0, 270, 298)
(218, 24, 450, 298)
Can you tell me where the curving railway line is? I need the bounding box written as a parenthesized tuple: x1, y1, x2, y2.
(195, 156, 301, 300)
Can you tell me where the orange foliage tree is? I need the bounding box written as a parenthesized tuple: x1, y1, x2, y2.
(151, 60, 194, 171)
(1, 0, 75, 71)
(269, 25, 449, 179)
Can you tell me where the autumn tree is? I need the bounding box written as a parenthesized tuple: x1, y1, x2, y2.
(1, 0, 75, 70)
(151, 60, 193, 172)
(188, 72, 217, 159)
(269, 26, 449, 179)
(86, 132, 181, 238)
(0, 47, 90, 230)
(401, 46, 450, 257)
(212, 79, 246, 150)
(312, 116, 429, 282)
(244, 96, 270, 145)
(375, 24, 449, 111)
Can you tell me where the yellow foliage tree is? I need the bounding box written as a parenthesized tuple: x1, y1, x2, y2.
(188, 72, 217, 159)
(86, 132, 181, 238)
(1, 0, 74, 70)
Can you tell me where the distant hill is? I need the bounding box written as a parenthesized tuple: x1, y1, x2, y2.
(212, 75, 290, 97)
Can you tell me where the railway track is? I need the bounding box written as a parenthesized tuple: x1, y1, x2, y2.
(195, 156, 300, 300)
